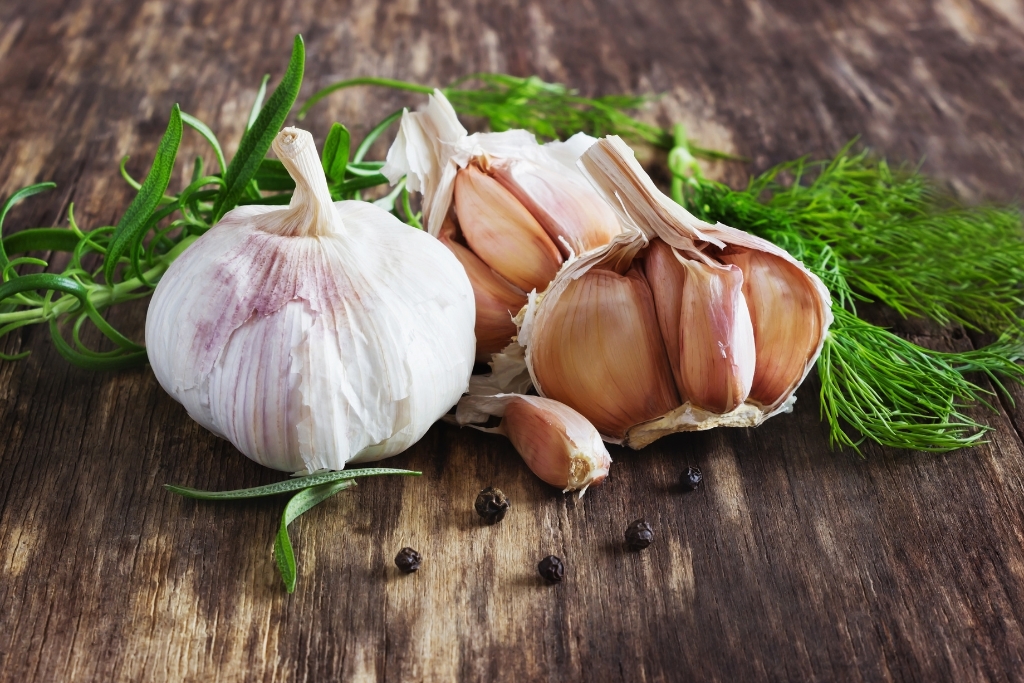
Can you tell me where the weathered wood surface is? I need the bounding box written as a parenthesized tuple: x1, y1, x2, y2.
(2, 0, 1024, 680)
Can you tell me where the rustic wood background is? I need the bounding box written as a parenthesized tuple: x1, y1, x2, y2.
(2, 0, 1024, 680)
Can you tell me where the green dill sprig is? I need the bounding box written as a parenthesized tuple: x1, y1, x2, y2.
(820, 308, 1024, 451)
(299, 73, 740, 160)
(676, 134, 1024, 451)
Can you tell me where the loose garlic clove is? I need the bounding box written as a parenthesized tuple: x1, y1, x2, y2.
(529, 266, 680, 439)
(678, 258, 756, 414)
(720, 249, 825, 408)
(644, 239, 687, 397)
(488, 157, 621, 258)
(455, 394, 611, 494)
(439, 222, 527, 361)
(454, 163, 563, 292)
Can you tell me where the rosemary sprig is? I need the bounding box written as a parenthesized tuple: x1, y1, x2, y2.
(0, 36, 402, 368)
(167, 467, 421, 592)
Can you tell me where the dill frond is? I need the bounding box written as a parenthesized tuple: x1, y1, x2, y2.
(681, 144, 1024, 452)
(300, 73, 741, 160)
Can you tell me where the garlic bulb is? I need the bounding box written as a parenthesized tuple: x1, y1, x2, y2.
(383, 91, 621, 360)
(455, 394, 611, 495)
(494, 136, 832, 448)
(146, 127, 476, 472)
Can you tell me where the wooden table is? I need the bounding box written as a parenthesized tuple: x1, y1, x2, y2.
(3, 1, 1024, 680)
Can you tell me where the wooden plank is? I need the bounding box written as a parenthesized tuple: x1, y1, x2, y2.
(2, 0, 1024, 680)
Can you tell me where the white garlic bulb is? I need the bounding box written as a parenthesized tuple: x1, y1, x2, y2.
(146, 127, 476, 472)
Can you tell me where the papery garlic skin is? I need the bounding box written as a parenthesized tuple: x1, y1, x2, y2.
(383, 90, 621, 354)
(146, 128, 476, 473)
(500, 136, 832, 448)
(455, 394, 611, 494)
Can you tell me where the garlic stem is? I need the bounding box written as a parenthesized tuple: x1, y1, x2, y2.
(270, 128, 338, 237)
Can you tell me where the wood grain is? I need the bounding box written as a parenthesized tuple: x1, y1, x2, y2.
(2, 0, 1024, 680)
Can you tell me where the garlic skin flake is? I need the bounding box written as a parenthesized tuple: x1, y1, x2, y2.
(146, 128, 476, 473)
(498, 136, 832, 449)
(455, 394, 612, 495)
(383, 90, 621, 359)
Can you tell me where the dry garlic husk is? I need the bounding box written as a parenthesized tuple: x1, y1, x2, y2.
(497, 136, 832, 448)
(146, 128, 476, 472)
(455, 394, 611, 495)
(382, 90, 621, 360)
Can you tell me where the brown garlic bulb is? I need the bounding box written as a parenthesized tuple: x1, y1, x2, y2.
(502, 136, 833, 448)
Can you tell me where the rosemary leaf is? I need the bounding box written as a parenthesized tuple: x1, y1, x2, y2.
(2, 228, 81, 255)
(104, 104, 183, 285)
(252, 158, 296, 192)
(274, 480, 355, 593)
(180, 112, 227, 175)
(246, 74, 271, 132)
(211, 36, 305, 222)
(164, 467, 421, 500)
(0, 182, 56, 270)
(321, 122, 351, 185)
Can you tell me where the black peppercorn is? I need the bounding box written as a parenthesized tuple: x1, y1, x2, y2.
(394, 547, 422, 573)
(538, 555, 565, 583)
(625, 519, 654, 549)
(474, 486, 510, 524)
(681, 466, 703, 491)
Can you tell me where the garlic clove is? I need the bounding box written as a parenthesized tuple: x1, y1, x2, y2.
(488, 157, 621, 259)
(455, 394, 611, 494)
(454, 163, 563, 292)
(438, 221, 527, 361)
(529, 266, 680, 439)
(678, 257, 756, 414)
(644, 239, 688, 397)
(720, 249, 825, 408)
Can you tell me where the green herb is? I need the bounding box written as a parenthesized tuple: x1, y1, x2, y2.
(104, 104, 183, 285)
(275, 480, 355, 593)
(2, 34, 1023, 455)
(0, 182, 57, 271)
(321, 122, 351, 185)
(165, 466, 421, 499)
(167, 467, 421, 592)
(212, 35, 305, 221)
(0, 35, 397, 369)
(299, 74, 740, 161)
(675, 134, 1024, 451)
